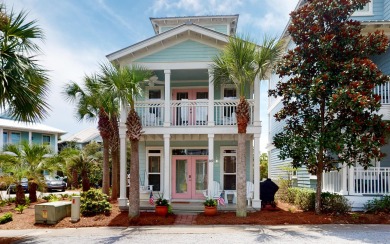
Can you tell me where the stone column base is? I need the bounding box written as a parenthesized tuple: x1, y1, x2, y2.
(251, 199, 261, 210)
(118, 198, 128, 211)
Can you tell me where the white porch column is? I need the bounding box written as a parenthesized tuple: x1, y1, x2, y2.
(163, 134, 171, 200)
(254, 77, 261, 126)
(28, 131, 32, 145)
(118, 103, 128, 210)
(208, 134, 214, 197)
(348, 166, 355, 195)
(252, 134, 261, 209)
(208, 69, 215, 126)
(54, 134, 58, 153)
(0, 128, 3, 151)
(164, 70, 171, 127)
(340, 164, 348, 195)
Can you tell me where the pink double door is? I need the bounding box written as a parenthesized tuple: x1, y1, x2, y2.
(171, 156, 208, 199)
(172, 89, 208, 126)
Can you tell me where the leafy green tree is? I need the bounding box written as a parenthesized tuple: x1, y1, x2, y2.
(0, 4, 50, 122)
(0, 141, 51, 203)
(99, 63, 151, 218)
(64, 75, 114, 196)
(212, 35, 283, 217)
(260, 153, 268, 180)
(269, 0, 390, 214)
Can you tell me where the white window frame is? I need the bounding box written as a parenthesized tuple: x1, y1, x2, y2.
(146, 86, 164, 100)
(352, 1, 373, 16)
(220, 146, 237, 190)
(42, 135, 51, 146)
(146, 147, 163, 192)
(221, 84, 237, 99)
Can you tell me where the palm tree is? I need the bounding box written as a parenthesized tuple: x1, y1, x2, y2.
(64, 75, 113, 196)
(100, 63, 151, 218)
(212, 35, 283, 217)
(0, 4, 50, 122)
(0, 141, 51, 203)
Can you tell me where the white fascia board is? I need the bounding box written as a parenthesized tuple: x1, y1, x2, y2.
(142, 125, 261, 135)
(135, 61, 213, 70)
(107, 24, 229, 61)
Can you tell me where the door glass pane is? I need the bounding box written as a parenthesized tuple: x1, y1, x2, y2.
(176, 159, 188, 193)
(224, 175, 236, 190)
(224, 156, 236, 173)
(148, 156, 160, 173)
(195, 159, 207, 193)
(149, 174, 160, 191)
(196, 92, 208, 99)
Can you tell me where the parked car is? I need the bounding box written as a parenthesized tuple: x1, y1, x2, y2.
(7, 178, 28, 194)
(44, 175, 66, 192)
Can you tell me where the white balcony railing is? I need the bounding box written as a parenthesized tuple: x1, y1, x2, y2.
(134, 99, 255, 127)
(374, 83, 390, 104)
(323, 167, 390, 195)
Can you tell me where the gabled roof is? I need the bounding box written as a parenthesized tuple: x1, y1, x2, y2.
(106, 22, 230, 62)
(149, 15, 239, 35)
(0, 118, 66, 135)
(60, 127, 101, 144)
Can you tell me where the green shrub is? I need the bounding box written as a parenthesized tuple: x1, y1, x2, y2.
(80, 189, 111, 216)
(292, 188, 315, 211)
(275, 178, 292, 202)
(14, 205, 27, 214)
(5, 197, 15, 205)
(0, 212, 12, 224)
(364, 195, 390, 213)
(321, 192, 351, 214)
(42, 194, 60, 202)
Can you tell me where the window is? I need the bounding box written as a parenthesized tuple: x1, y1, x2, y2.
(10, 132, 20, 145)
(222, 85, 237, 99)
(222, 148, 237, 190)
(146, 87, 163, 100)
(3, 131, 8, 145)
(147, 149, 162, 191)
(353, 1, 373, 16)
(43, 135, 51, 146)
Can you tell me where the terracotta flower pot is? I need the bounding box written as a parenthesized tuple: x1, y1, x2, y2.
(155, 205, 168, 216)
(204, 206, 217, 216)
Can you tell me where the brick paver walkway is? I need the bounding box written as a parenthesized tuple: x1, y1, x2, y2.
(174, 214, 197, 225)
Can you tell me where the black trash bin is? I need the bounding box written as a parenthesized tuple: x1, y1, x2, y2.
(260, 178, 279, 208)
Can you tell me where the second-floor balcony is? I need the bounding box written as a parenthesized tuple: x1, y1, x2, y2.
(135, 99, 255, 127)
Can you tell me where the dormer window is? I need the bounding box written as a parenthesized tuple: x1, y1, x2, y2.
(353, 1, 373, 16)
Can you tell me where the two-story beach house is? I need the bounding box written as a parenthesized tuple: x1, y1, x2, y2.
(0, 116, 66, 154)
(268, 0, 390, 209)
(107, 15, 263, 210)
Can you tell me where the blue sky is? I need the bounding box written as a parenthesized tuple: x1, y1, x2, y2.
(4, 0, 299, 152)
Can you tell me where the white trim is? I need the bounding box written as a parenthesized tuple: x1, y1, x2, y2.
(352, 1, 373, 16)
(219, 146, 238, 190)
(268, 96, 282, 114)
(146, 147, 163, 192)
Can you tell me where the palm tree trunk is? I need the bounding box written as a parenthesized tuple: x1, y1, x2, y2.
(71, 168, 79, 189)
(28, 182, 38, 203)
(82, 169, 91, 192)
(236, 133, 247, 217)
(15, 185, 26, 206)
(102, 138, 110, 196)
(128, 139, 140, 218)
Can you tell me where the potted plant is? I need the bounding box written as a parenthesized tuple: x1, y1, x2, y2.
(203, 198, 217, 216)
(155, 195, 170, 216)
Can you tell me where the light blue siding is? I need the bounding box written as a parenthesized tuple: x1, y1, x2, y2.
(371, 48, 390, 75)
(296, 167, 311, 188)
(269, 102, 285, 141)
(135, 40, 221, 63)
(385, 0, 390, 19)
(269, 148, 291, 180)
(352, 0, 384, 21)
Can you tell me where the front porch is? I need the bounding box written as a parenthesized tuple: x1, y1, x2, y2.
(323, 166, 390, 210)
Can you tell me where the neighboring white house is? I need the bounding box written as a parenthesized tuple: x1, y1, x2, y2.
(107, 15, 263, 210)
(268, 0, 390, 210)
(0, 116, 66, 154)
(58, 127, 101, 151)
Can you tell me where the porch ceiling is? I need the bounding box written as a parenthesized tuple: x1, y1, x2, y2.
(154, 69, 209, 81)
